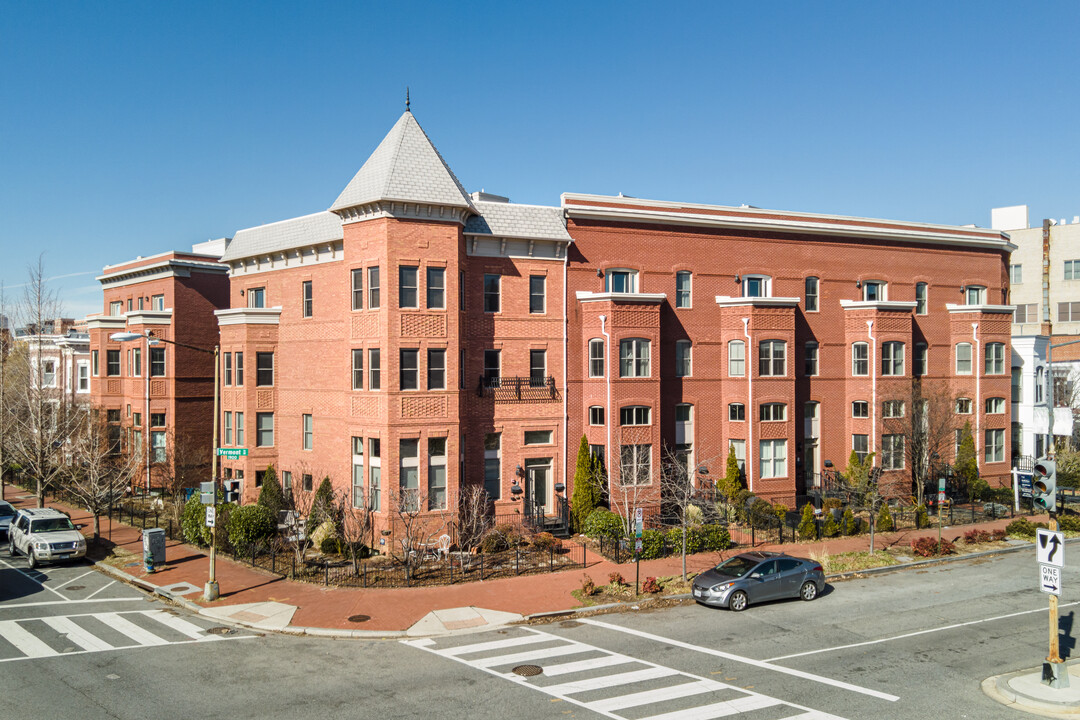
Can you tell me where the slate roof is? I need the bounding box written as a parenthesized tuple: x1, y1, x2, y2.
(221, 211, 343, 262)
(330, 111, 475, 214)
(465, 201, 572, 242)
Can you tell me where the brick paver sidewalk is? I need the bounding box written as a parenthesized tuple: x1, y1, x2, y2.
(1, 487, 1027, 633)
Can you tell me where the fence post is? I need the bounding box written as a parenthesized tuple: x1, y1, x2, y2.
(550, 545, 554, 571)
(515, 546, 520, 575)
(272, 551, 276, 575)
(581, 542, 586, 569)
(325, 560, 329, 585)
(362, 562, 367, 588)
(291, 554, 295, 579)
(480, 553, 485, 581)
(449, 557, 453, 584)
(251, 544, 256, 567)
(752, 526, 755, 546)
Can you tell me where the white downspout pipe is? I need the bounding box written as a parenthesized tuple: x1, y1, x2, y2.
(972, 322, 980, 470)
(867, 321, 876, 466)
(145, 335, 151, 492)
(743, 318, 753, 491)
(600, 315, 611, 491)
(561, 251, 568, 506)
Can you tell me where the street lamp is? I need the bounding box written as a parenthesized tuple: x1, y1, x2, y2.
(110, 330, 221, 601)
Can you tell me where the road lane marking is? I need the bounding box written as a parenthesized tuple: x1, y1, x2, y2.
(0, 619, 58, 658)
(764, 601, 1080, 662)
(578, 618, 899, 702)
(0, 635, 254, 664)
(403, 628, 848, 719)
(97, 612, 169, 646)
(41, 616, 113, 652)
(472, 642, 590, 668)
(61, 570, 97, 586)
(0, 557, 69, 600)
(0, 598, 143, 609)
(82, 581, 117, 601)
(143, 610, 209, 640)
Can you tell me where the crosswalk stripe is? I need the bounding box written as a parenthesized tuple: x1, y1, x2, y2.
(473, 642, 589, 668)
(41, 616, 113, 652)
(540, 653, 636, 677)
(98, 613, 169, 646)
(440, 633, 551, 657)
(143, 610, 208, 640)
(543, 666, 681, 695)
(590, 679, 722, 712)
(638, 693, 784, 720)
(0, 620, 57, 658)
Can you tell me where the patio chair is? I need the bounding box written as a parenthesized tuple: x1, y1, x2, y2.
(436, 533, 451, 561)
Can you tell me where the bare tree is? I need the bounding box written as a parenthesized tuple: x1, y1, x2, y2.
(339, 487, 374, 574)
(7, 257, 82, 507)
(881, 378, 958, 506)
(455, 484, 492, 556)
(65, 411, 143, 541)
(659, 446, 722, 580)
(606, 443, 654, 540)
(0, 281, 13, 502)
(388, 487, 451, 576)
(279, 477, 318, 570)
(155, 428, 210, 527)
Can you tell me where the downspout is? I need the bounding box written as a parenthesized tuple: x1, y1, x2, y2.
(743, 318, 753, 491)
(973, 322, 980, 470)
(145, 335, 151, 492)
(561, 249, 568, 509)
(867, 321, 876, 466)
(599, 315, 611, 492)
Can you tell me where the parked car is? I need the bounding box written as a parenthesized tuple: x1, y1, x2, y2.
(8, 508, 86, 569)
(0, 501, 15, 537)
(692, 550, 825, 611)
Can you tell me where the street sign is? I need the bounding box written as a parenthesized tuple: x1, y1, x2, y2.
(938, 476, 946, 493)
(937, 490, 946, 505)
(1037, 528, 1065, 568)
(216, 448, 249, 459)
(635, 539, 643, 553)
(1017, 472, 1033, 499)
(1041, 564, 1062, 596)
(635, 507, 643, 538)
(205, 506, 216, 528)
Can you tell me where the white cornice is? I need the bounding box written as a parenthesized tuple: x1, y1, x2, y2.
(839, 300, 919, 312)
(562, 194, 1017, 252)
(125, 310, 173, 326)
(576, 291, 667, 304)
(98, 259, 227, 288)
(215, 308, 283, 326)
(84, 315, 127, 330)
(945, 303, 1015, 314)
(714, 295, 801, 308)
(333, 200, 471, 227)
(229, 241, 344, 277)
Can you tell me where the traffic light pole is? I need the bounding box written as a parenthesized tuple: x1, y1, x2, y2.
(204, 347, 220, 602)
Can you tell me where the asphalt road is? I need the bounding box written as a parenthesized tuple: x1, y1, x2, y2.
(0, 545, 1069, 719)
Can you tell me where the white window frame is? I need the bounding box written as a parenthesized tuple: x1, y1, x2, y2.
(883, 400, 905, 419)
(862, 281, 886, 302)
(619, 405, 652, 426)
(675, 271, 692, 308)
(742, 274, 771, 298)
(759, 403, 786, 422)
(728, 340, 745, 377)
(619, 338, 651, 378)
(805, 276, 819, 312)
(589, 338, 605, 378)
(675, 340, 692, 378)
(758, 340, 786, 377)
(302, 414, 313, 451)
(984, 429, 1004, 463)
(606, 268, 638, 293)
(852, 400, 869, 418)
(852, 342, 869, 376)
(915, 282, 928, 315)
(759, 439, 787, 478)
(965, 285, 987, 305)
(428, 437, 447, 510)
(881, 341, 904, 376)
(985, 342, 1005, 375)
(804, 341, 818, 377)
(956, 343, 972, 375)
(986, 397, 1005, 414)
(1009, 264, 1022, 284)
(619, 444, 651, 486)
(882, 434, 904, 470)
(955, 397, 972, 414)
(729, 403, 745, 421)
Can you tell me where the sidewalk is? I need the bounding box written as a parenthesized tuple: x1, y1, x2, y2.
(3, 487, 1028, 636)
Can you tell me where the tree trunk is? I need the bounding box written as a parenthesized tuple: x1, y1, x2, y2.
(681, 525, 687, 581)
(92, 512, 100, 542)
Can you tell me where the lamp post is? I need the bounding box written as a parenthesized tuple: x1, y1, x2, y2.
(110, 331, 221, 601)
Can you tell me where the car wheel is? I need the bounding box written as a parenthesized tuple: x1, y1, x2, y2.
(8, 538, 15, 556)
(800, 581, 818, 601)
(26, 549, 36, 569)
(729, 590, 748, 612)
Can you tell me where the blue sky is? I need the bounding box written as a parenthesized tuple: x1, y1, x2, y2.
(3, 1, 1080, 320)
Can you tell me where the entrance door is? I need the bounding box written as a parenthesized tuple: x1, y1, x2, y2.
(525, 459, 551, 514)
(803, 439, 819, 488)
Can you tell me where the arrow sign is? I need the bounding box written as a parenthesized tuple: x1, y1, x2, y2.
(1037, 528, 1065, 568)
(1041, 564, 1062, 596)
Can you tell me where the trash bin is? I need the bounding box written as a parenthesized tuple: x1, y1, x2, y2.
(143, 528, 166, 572)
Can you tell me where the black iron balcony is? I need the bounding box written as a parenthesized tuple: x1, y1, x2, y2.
(476, 375, 559, 402)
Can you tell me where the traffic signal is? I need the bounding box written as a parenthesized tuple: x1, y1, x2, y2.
(224, 480, 241, 504)
(199, 481, 216, 505)
(1033, 458, 1057, 513)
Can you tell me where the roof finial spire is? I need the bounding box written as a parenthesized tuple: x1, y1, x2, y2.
(406, 87, 410, 112)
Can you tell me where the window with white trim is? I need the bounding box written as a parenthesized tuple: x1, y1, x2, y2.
(589, 406, 605, 426)
(759, 403, 786, 422)
(1009, 264, 1022, 284)
(484, 433, 501, 500)
(862, 281, 886, 301)
(589, 339, 605, 377)
(367, 267, 380, 309)
(619, 444, 651, 485)
(915, 282, 928, 315)
(965, 285, 986, 305)
(986, 397, 1005, 414)
(742, 275, 770, 298)
(529, 275, 545, 314)
(675, 271, 691, 308)
(985, 342, 1005, 374)
(852, 400, 868, 418)
(428, 438, 447, 510)
(620, 406, 651, 426)
(955, 397, 972, 414)
(369, 438, 381, 511)
(852, 342, 868, 376)
(881, 342, 904, 376)
(619, 338, 651, 378)
(985, 429, 1005, 463)
(758, 340, 785, 376)
(352, 437, 365, 509)
(883, 400, 905, 418)
(956, 343, 972, 375)
(853, 434, 869, 462)
(914, 343, 927, 377)
(1014, 303, 1038, 323)
(302, 414, 313, 450)
(606, 269, 638, 293)
(729, 403, 745, 421)
(399, 439, 419, 511)
(351, 269, 363, 310)
(804, 341, 818, 376)
(759, 439, 787, 478)
(882, 434, 904, 470)
(805, 277, 819, 312)
(728, 340, 745, 377)
(427, 267, 445, 310)
(1066, 259, 1080, 280)
(399, 266, 418, 309)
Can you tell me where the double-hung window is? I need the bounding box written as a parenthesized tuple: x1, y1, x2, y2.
(881, 342, 904, 376)
(589, 339, 605, 377)
(606, 269, 637, 293)
(368, 349, 381, 390)
(367, 267, 380, 308)
(965, 285, 986, 305)
(619, 338, 651, 378)
(758, 340, 785, 376)
(351, 349, 363, 390)
(352, 437, 365, 509)
(483, 274, 500, 313)
(247, 287, 265, 308)
(759, 439, 787, 478)
(619, 444, 651, 485)
(728, 341, 745, 377)
(675, 340, 692, 377)
(399, 266, 418, 308)
(804, 341, 818, 376)
(302, 414, 313, 451)
(852, 343, 868, 376)
(760, 403, 786, 421)
(805, 277, 819, 311)
(675, 271, 691, 308)
(882, 434, 904, 470)
(956, 343, 972, 375)
(428, 349, 446, 390)
(302, 280, 313, 318)
(484, 433, 501, 499)
(256, 352, 274, 386)
(915, 282, 928, 315)
(589, 406, 605, 425)
(400, 349, 419, 390)
(107, 350, 121, 377)
(399, 439, 419, 511)
(852, 401, 869, 418)
(529, 275, 546, 314)
(620, 406, 651, 426)
(351, 269, 363, 310)
(235, 352, 244, 385)
(530, 350, 546, 386)
(483, 350, 500, 386)
(1066, 259, 1080, 281)
(150, 348, 166, 377)
(255, 413, 274, 447)
(985, 342, 1005, 374)
(985, 429, 1004, 463)
(428, 438, 447, 510)
(729, 403, 745, 421)
(427, 267, 445, 309)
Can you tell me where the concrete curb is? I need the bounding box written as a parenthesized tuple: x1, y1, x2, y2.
(983, 663, 1080, 716)
(93, 559, 206, 615)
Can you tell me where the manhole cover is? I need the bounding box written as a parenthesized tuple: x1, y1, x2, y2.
(559, 620, 581, 628)
(512, 665, 544, 677)
(65, 585, 85, 591)
(347, 614, 370, 623)
(205, 627, 235, 636)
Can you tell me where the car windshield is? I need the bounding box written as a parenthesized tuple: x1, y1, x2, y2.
(713, 556, 763, 578)
(0, 504, 14, 518)
(30, 518, 76, 533)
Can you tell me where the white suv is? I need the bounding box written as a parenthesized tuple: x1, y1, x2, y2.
(8, 508, 87, 569)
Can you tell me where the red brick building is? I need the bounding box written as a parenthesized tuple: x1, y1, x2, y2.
(86, 243, 230, 491)
(214, 109, 1015, 536)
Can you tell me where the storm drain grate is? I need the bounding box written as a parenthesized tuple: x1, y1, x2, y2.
(512, 665, 544, 677)
(559, 620, 581, 628)
(206, 627, 235, 636)
(347, 614, 371, 623)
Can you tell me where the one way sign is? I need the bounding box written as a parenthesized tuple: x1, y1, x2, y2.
(1042, 564, 1062, 596)
(1037, 528, 1065, 568)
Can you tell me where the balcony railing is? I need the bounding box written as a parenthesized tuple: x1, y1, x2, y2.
(476, 375, 558, 402)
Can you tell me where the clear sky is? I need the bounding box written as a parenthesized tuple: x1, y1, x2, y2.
(3, 1, 1080, 320)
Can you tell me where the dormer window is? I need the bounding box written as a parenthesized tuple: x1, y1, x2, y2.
(606, 269, 638, 293)
(742, 275, 770, 298)
(965, 285, 987, 305)
(862, 281, 886, 302)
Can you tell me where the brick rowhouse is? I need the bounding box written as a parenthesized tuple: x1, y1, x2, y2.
(198, 110, 1014, 541)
